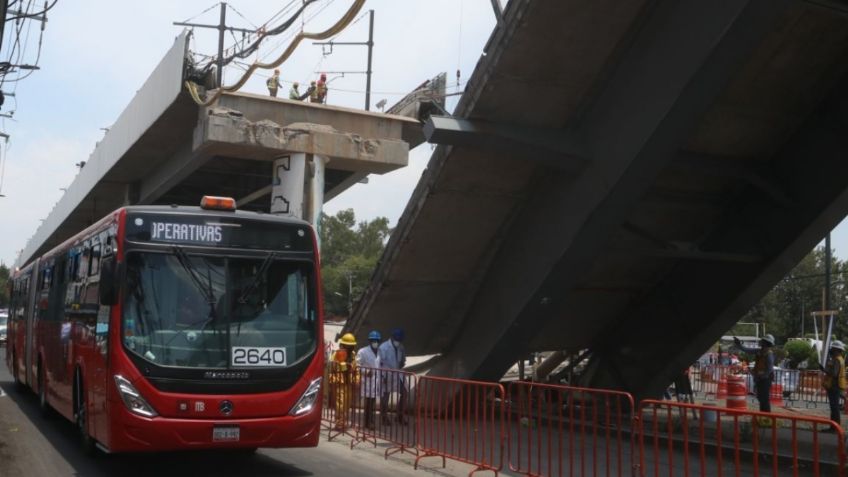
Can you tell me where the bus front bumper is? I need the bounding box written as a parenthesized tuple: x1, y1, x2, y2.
(108, 408, 321, 452)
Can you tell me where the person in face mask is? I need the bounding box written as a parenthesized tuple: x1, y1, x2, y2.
(379, 328, 408, 425)
(356, 330, 382, 430)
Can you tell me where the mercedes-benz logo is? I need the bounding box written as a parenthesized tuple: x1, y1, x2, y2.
(219, 400, 234, 416)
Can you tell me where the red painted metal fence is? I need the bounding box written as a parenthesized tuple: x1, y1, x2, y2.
(322, 361, 847, 477)
(415, 376, 505, 476)
(638, 400, 846, 477)
(506, 381, 637, 477)
(348, 366, 419, 457)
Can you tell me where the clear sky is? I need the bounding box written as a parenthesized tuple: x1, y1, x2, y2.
(0, 0, 844, 267)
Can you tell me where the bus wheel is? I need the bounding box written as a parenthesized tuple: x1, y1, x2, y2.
(37, 364, 51, 417)
(75, 372, 96, 456)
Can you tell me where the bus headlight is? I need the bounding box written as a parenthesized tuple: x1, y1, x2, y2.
(114, 375, 158, 418)
(289, 377, 321, 416)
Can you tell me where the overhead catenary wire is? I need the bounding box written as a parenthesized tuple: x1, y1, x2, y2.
(186, 0, 366, 107)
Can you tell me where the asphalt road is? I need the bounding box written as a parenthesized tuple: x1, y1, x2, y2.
(0, 346, 465, 477)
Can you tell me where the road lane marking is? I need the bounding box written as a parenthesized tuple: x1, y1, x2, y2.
(0, 386, 5, 397)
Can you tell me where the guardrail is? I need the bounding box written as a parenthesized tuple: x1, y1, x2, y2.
(415, 375, 505, 475)
(321, 362, 847, 477)
(506, 381, 637, 477)
(348, 366, 419, 457)
(638, 400, 846, 477)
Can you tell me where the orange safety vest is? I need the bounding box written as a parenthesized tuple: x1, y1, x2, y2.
(823, 354, 847, 391)
(329, 349, 358, 385)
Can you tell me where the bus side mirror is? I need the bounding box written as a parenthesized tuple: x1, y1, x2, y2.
(99, 257, 118, 306)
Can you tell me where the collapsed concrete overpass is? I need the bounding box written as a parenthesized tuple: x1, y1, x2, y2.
(345, 0, 848, 399)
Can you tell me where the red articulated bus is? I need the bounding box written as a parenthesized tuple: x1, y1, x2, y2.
(5, 198, 324, 453)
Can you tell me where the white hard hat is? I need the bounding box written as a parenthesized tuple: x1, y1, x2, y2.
(761, 334, 775, 346)
(832, 340, 846, 351)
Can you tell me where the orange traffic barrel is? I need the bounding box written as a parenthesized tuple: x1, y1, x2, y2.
(725, 375, 747, 409)
(769, 383, 784, 407)
(716, 376, 728, 400)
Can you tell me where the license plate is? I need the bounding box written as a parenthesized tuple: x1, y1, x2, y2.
(212, 426, 240, 442)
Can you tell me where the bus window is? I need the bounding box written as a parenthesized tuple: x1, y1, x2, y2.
(89, 243, 101, 277)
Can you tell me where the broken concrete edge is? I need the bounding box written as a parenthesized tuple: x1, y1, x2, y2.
(198, 107, 409, 174)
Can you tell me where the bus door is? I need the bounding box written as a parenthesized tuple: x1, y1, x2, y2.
(24, 263, 38, 386)
(86, 239, 111, 444)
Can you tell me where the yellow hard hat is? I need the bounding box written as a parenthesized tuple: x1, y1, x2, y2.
(339, 333, 356, 347)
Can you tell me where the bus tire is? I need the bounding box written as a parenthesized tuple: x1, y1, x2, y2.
(75, 371, 96, 456)
(37, 362, 51, 417)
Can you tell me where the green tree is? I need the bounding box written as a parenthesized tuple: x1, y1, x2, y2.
(741, 246, 848, 345)
(320, 209, 391, 319)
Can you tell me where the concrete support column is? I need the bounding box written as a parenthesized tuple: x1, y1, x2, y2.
(271, 154, 307, 218)
(305, 155, 327, 248)
(271, 153, 327, 249)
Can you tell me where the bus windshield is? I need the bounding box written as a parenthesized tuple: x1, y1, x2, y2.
(123, 251, 317, 369)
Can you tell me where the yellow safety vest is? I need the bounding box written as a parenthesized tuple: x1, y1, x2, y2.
(823, 355, 847, 391)
(752, 348, 773, 378)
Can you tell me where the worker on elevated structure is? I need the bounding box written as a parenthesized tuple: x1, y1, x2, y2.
(357, 330, 382, 430)
(733, 334, 776, 412)
(822, 340, 847, 432)
(288, 81, 309, 101)
(266, 68, 283, 97)
(331, 333, 358, 431)
(311, 73, 328, 104)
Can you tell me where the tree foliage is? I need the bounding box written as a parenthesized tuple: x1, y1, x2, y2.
(320, 209, 391, 319)
(742, 246, 848, 348)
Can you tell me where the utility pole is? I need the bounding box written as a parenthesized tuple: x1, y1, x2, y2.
(825, 232, 832, 311)
(313, 9, 375, 110)
(173, 2, 257, 88)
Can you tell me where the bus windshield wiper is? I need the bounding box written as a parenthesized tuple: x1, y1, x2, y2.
(237, 252, 276, 305)
(172, 245, 216, 307)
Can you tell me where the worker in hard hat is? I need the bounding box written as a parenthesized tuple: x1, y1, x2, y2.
(379, 328, 408, 425)
(733, 334, 776, 412)
(308, 80, 319, 103)
(356, 330, 382, 430)
(330, 333, 358, 431)
(266, 68, 282, 97)
(288, 81, 310, 101)
(822, 340, 847, 431)
(313, 73, 328, 104)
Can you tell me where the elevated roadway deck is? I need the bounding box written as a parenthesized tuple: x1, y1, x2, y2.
(17, 32, 422, 266)
(346, 0, 848, 400)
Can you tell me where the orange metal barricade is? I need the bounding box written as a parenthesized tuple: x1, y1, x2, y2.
(638, 400, 846, 477)
(506, 381, 637, 477)
(415, 376, 505, 476)
(348, 366, 419, 457)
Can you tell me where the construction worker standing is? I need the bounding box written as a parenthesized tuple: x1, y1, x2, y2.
(733, 334, 776, 412)
(822, 340, 847, 431)
(266, 68, 283, 97)
(330, 333, 358, 431)
(356, 331, 382, 430)
(379, 328, 408, 425)
(313, 73, 328, 104)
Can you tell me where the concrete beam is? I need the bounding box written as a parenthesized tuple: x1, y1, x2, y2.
(423, 116, 588, 172)
(198, 109, 409, 174)
(428, 0, 793, 383)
